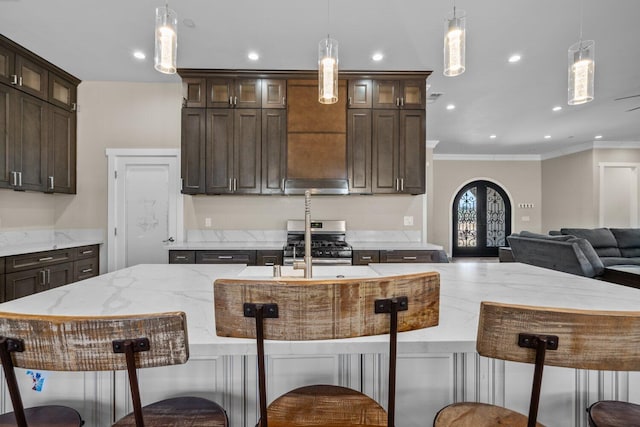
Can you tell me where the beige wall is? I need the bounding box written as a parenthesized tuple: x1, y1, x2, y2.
(429, 159, 542, 254)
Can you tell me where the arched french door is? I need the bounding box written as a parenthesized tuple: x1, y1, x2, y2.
(452, 180, 511, 257)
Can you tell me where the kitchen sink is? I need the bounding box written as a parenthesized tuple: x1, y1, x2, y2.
(237, 265, 379, 280)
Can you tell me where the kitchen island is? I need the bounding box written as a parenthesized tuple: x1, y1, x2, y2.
(1, 262, 639, 427)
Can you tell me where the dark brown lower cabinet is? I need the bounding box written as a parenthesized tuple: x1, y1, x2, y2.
(354, 249, 448, 264)
(169, 249, 282, 266)
(353, 250, 380, 265)
(196, 250, 256, 265)
(256, 250, 283, 266)
(2, 245, 99, 303)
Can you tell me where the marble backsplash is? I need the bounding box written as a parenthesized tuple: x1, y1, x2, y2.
(186, 229, 422, 243)
(0, 228, 104, 249)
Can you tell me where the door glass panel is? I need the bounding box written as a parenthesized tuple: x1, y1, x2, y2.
(404, 86, 421, 105)
(211, 83, 230, 103)
(486, 187, 506, 247)
(21, 66, 41, 91)
(457, 187, 477, 247)
(53, 81, 70, 105)
(238, 82, 257, 103)
(266, 83, 281, 104)
(187, 82, 202, 103)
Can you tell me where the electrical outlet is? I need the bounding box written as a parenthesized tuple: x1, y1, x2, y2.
(205, 217, 212, 228)
(404, 216, 414, 226)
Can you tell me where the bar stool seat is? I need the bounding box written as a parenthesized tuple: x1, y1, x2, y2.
(113, 396, 228, 426)
(0, 405, 82, 427)
(261, 384, 387, 427)
(434, 402, 544, 426)
(587, 400, 640, 427)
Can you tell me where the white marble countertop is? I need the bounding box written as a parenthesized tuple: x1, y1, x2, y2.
(0, 240, 103, 258)
(1, 262, 638, 358)
(164, 241, 286, 251)
(350, 242, 444, 251)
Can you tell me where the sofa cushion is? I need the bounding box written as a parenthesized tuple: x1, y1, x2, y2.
(560, 228, 621, 257)
(601, 257, 640, 267)
(519, 231, 574, 241)
(566, 237, 605, 275)
(610, 228, 640, 257)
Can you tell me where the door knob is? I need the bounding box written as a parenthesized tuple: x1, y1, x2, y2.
(163, 237, 175, 243)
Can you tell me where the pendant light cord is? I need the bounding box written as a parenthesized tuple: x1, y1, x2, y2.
(327, 0, 331, 39)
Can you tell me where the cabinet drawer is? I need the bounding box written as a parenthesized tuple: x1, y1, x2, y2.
(196, 250, 256, 265)
(169, 250, 196, 264)
(74, 258, 99, 281)
(256, 250, 283, 266)
(75, 245, 99, 260)
(353, 250, 379, 265)
(380, 250, 447, 263)
(0, 256, 4, 275)
(6, 248, 75, 273)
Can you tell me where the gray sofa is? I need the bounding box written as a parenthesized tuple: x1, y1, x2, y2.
(507, 228, 640, 278)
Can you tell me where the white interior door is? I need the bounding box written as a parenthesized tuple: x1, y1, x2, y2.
(599, 163, 639, 228)
(107, 149, 183, 272)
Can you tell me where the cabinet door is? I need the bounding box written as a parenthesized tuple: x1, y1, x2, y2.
(48, 262, 73, 289)
(0, 272, 4, 303)
(234, 109, 261, 194)
(235, 79, 261, 108)
(399, 110, 425, 194)
(262, 79, 286, 109)
(373, 80, 400, 109)
(348, 79, 372, 108)
(401, 80, 426, 110)
(74, 258, 99, 281)
(15, 55, 48, 99)
(13, 92, 47, 191)
(169, 250, 196, 264)
(182, 77, 207, 108)
(48, 105, 76, 193)
(347, 110, 372, 194)
(256, 250, 283, 266)
(0, 42, 16, 86)
(353, 250, 379, 265)
(4, 268, 43, 301)
(0, 84, 13, 189)
(205, 109, 234, 193)
(196, 250, 256, 265)
(181, 108, 206, 194)
(207, 78, 234, 108)
(372, 110, 399, 193)
(380, 250, 443, 263)
(261, 109, 286, 194)
(48, 72, 77, 111)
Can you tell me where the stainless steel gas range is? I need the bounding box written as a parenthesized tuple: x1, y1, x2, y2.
(282, 220, 353, 265)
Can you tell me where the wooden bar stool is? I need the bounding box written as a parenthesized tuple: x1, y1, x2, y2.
(0, 311, 228, 427)
(433, 301, 640, 427)
(214, 271, 440, 427)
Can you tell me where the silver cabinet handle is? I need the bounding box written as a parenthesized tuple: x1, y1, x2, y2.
(396, 98, 400, 107)
(40, 270, 46, 286)
(81, 250, 93, 255)
(228, 178, 233, 191)
(395, 178, 399, 192)
(229, 96, 233, 106)
(10, 75, 18, 85)
(217, 255, 233, 259)
(81, 268, 93, 273)
(234, 178, 237, 192)
(403, 256, 418, 260)
(400, 97, 405, 107)
(281, 178, 285, 191)
(10, 171, 17, 186)
(282, 97, 286, 105)
(348, 97, 352, 106)
(265, 262, 275, 266)
(46, 269, 51, 284)
(400, 178, 404, 191)
(234, 96, 238, 105)
(39, 256, 54, 262)
(18, 76, 23, 86)
(175, 256, 187, 260)
(71, 102, 77, 112)
(17, 172, 22, 187)
(361, 256, 372, 260)
(49, 176, 54, 190)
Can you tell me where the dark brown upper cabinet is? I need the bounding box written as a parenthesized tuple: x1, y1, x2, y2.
(0, 34, 80, 194)
(181, 108, 206, 194)
(261, 109, 287, 194)
(261, 79, 286, 109)
(373, 79, 425, 110)
(347, 109, 372, 194)
(182, 77, 207, 108)
(207, 78, 262, 109)
(348, 79, 373, 109)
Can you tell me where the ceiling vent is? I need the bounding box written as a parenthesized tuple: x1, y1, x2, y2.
(427, 92, 443, 104)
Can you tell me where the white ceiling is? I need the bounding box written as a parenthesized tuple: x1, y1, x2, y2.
(1, 0, 639, 155)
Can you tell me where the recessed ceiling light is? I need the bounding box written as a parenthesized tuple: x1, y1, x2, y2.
(508, 54, 521, 63)
(544, 135, 551, 139)
(372, 53, 384, 61)
(594, 135, 603, 139)
(552, 106, 562, 112)
(446, 104, 456, 110)
(248, 52, 259, 61)
(489, 134, 497, 139)
(133, 51, 146, 60)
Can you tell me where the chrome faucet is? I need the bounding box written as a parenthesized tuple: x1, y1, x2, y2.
(293, 190, 312, 278)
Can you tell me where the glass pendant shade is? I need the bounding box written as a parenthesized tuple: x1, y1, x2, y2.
(444, 10, 466, 77)
(154, 6, 177, 74)
(318, 37, 339, 104)
(568, 40, 595, 105)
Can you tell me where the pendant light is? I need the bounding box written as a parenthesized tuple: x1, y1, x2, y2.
(568, 0, 594, 105)
(443, 2, 466, 77)
(318, 0, 338, 104)
(154, 2, 178, 74)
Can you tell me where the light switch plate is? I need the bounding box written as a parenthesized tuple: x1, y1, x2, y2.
(404, 216, 414, 226)
(205, 217, 212, 227)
